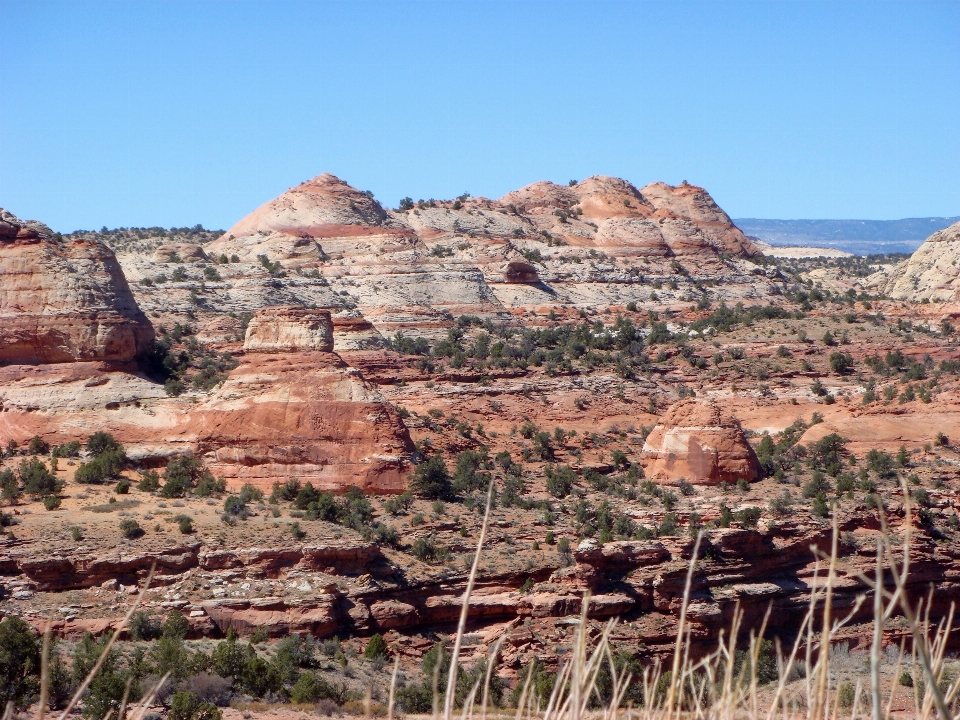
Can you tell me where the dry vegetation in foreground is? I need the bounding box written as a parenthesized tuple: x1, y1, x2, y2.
(3, 485, 960, 720)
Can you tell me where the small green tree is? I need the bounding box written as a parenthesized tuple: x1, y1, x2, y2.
(545, 464, 575, 498)
(163, 610, 190, 639)
(363, 633, 389, 659)
(28, 435, 49, 455)
(0, 616, 40, 710)
(829, 352, 854, 375)
(210, 636, 249, 679)
(290, 673, 341, 704)
(128, 611, 161, 641)
(138, 470, 161, 492)
(410, 455, 453, 499)
(86, 431, 122, 456)
(20, 458, 61, 498)
(0, 468, 21, 505)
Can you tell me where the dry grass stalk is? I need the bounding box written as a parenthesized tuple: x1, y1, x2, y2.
(443, 479, 496, 720)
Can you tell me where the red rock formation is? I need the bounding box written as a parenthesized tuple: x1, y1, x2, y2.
(641, 399, 760, 485)
(498, 175, 758, 257)
(0, 209, 154, 364)
(1, 541, 382, 591)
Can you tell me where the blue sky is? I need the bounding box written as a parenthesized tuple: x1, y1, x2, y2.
(1, 1, 958, 232)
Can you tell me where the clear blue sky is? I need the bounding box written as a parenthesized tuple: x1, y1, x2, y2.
(1, 1, 958, 232)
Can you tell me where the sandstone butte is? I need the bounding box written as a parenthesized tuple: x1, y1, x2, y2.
(5, 178, 960, 695)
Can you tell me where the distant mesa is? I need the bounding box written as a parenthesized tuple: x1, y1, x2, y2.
(0, 208, 155, 364)
(640, 399, 760, 485)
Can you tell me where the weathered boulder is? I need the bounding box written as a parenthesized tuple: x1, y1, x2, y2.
(503, 260, 539, 283)
(641, 399, 760, 485)
(243, 306, 334, 353)
(0, 209, 155, 364)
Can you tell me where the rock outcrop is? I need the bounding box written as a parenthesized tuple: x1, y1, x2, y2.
(243, 306, 334, 353)
(639, 181, 759, 257)
(0, 208, 155, 364)
(154, 243, 207, 263)
(640, 399, 760, 485)
(1, 541, 383, 591)
(878, 221, 960, 302)
(198, 351, 411, 492)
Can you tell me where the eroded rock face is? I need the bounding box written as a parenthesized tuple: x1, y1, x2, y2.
(330, 312, 387, 350)
(0, 351, 412, 493)
(880, 221, 960, 302)
(0, 209, 154, 364)
(244, 306, 334, 353)
(641, 399, 760, 485)
(498, 175, 758, 257)
(639, 181, 759, 257)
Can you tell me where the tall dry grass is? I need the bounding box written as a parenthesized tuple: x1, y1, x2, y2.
(10, 484, 958, 720)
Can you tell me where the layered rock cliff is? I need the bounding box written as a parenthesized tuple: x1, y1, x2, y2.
(0, 217, 412, 493)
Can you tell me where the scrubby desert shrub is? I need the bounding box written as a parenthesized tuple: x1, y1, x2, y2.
(119, 518, 144, 539)
(169, 690, 222, 720)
